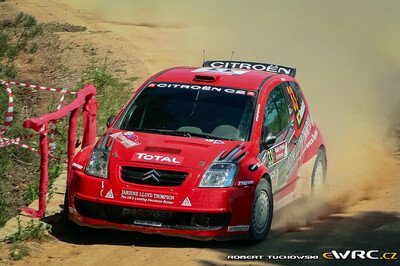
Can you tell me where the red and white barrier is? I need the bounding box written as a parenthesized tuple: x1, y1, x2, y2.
(0, 133, 38, 148)
(21, 84, 97, 218)
(2, 81, 77, 94)
(0, 82, 14, 137)
(0, 80, 77, 152)
(0, 80, 97, 218)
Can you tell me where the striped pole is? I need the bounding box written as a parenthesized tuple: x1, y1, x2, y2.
(0, 82, 14, 137)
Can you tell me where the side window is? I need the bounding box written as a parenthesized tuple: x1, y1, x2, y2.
(285, 82, 306, 127)
(263, 85, 290, 136)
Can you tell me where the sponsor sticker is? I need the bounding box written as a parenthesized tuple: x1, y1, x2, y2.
(71, 162, 84, 170)
(255, 104, 261, 122)
(238, 180, 255, 186)
(110, 132, 140, 148)
(122, 208, 173, 219)
(205, 139, 225, 144)
(204, 61, 296, 77)
(192, 67, 248, 75)
(104, 189, 114, 199)
(149, 82, 247, 95)
(227, 225, 250, 232)
(284, 115, 314, 180)
(134, 152, 184, 165)
(99, 181, 105, 197)
(181, 197, 192, 206)
(121, 189, 175, 205)
(286, 85, 306, 127)
(273, 141, 288, 162)
(264, 141, 288, 167)
(270, 169, 279, 188)
(305, 129, 319, 150)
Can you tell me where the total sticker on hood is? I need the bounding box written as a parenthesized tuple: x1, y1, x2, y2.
(133, 152, 184, 165)
(110, 132, 140, 148)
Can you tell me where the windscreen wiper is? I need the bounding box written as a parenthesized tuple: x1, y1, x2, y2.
(171, 131, 239, 141)
(126, 128, 239, 140)
(126, 128, 192, 137)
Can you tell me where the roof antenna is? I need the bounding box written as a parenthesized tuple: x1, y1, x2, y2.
(202, 49, 206, 65)
(228, 50, 235, 68)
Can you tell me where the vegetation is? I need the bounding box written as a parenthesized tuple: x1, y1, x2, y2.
(9, 243, 30, 260)
(0, 10, 133, 230)
(0, 13, 43, 226)
(77, 56, 128, 132)
(6, 217, 50, 243)
(0, 12, 42, 78)
(5, 216, 50, 260)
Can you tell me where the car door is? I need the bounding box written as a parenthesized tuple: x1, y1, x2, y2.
(259, 83, 294, 192)
(279, 81, 309, 184)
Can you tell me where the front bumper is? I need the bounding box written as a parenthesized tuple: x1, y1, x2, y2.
(67, 170, 256, 240)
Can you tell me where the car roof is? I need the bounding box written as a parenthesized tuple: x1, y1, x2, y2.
(152, 67, 286, 91)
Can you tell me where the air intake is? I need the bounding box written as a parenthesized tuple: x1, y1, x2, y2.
(193, 75, 220, 82)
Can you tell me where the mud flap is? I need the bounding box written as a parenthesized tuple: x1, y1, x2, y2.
(295, 154, 317, 198)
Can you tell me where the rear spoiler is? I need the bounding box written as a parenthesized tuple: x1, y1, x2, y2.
(202, 60, 296, 77)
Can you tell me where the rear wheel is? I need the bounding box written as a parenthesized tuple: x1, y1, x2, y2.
(311, 148, 327, 193)
(248, 178, 273, 244)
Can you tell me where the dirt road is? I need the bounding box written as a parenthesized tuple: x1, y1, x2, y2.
(1, 0, 400, 265)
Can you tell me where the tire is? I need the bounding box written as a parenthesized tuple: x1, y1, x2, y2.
(62, 188, 88, 232)
(248, 178, 273, 244)
(311, 148, 327, 193)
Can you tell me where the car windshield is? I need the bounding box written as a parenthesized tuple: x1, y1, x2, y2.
(118, 83, 257, 140)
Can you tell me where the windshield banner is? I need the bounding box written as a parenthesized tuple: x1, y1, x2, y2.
(147, 82, 256, 96)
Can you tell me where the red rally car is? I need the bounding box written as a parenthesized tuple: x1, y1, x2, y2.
(65, 60, 327, 244)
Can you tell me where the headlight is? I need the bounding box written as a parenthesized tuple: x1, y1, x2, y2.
(85, 148, 110, 178)
(199, 163, 238, 187)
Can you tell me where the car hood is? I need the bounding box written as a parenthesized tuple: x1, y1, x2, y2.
(104, 130, 247, 170)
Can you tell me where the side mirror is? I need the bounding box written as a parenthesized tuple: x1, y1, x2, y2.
(263, 132, 277, 149)
(107, 115, 116, 128)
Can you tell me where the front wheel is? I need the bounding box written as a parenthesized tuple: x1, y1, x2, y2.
(62, 188, 70, 222)
(248, 178, 273, 244)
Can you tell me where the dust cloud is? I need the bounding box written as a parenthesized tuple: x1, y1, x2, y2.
(66, 0, 400, 228)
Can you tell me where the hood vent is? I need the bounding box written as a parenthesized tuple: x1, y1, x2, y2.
(144, 146, 181, 154)
(193, 75, 220, 82)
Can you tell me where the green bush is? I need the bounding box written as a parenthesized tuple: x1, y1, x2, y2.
(0, 13, 43, 226)
(0, 12, 42, 79)
(9, 243, 30, 260)
(6, 217, 51, 243)
(77, 56, 129, 132)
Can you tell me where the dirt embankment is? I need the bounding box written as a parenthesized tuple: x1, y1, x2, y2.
(0, 0, 399, 265)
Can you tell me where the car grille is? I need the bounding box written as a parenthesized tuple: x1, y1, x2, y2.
(75, 198, 231, 230)
(121, 166, 187, 186)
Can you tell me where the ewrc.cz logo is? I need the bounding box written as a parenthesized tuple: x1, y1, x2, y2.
(323, 250, 398, 260)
